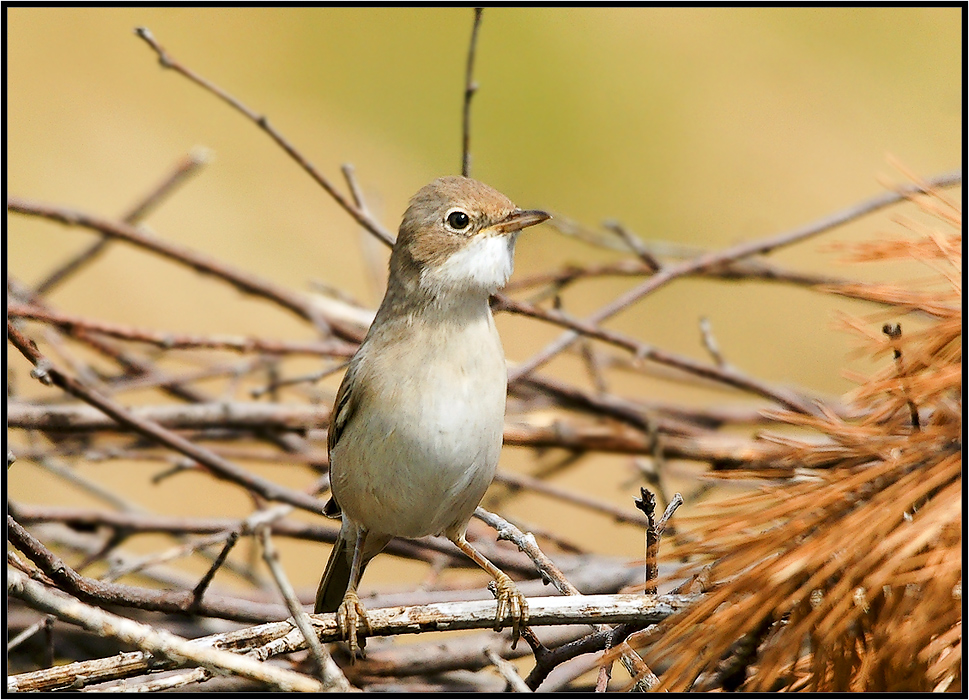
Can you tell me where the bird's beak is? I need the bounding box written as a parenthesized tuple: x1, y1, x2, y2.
(490, 209, 551, 235)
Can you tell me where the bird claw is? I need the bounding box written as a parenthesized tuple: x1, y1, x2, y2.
(336, 590, 371, 660)
(490, 572, 528, 648)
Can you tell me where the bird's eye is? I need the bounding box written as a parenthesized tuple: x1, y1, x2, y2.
(444, 209, 471, 233)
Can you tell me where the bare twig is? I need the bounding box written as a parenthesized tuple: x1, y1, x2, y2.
(485, 646, 531, 692)
(603, 220, 661, 272)
(7, 197, 354, 339)
(699, 316, 726, 367)
(657, 492, 684, 536)
(9, 302, 357, 357)
(496, 294, 822, 415)
(6, 616, 54, 654)
(189, 532, 240, 607)
(34, 148, 210, 295)
(474, 508, 579, 596)
(507, 170, 963, 382)
(134, 26, 396, 248)
(462, 8, 484, 177)
(7, 515, 286, 623)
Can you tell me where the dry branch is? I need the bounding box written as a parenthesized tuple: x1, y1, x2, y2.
(7, 589, 693, 692)
(7, 568, 328, 693)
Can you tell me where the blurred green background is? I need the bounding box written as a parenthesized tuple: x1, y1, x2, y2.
(6, 7, 962, 590)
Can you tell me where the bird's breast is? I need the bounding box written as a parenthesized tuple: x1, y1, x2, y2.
(329, 310, 507, 538)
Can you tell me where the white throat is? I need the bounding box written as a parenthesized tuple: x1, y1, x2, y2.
(420, 233, 517, 298)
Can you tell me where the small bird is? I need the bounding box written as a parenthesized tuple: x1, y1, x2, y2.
(315, 176, 549, 656)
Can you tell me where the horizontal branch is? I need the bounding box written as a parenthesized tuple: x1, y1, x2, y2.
(8, 515, 288, 623)
(9, 302, 358, 357)
(8, 504, 549, 579)
(503, 419, 781, 466)
(316, 592, 693, 641)
(7, 323, 328, 515)
(7, 196, 363, 342)
(9, 400, 783, 467)
(8, 400, 330, 433)
(502, 249, 869, 295)
(8, 588, 694, 692)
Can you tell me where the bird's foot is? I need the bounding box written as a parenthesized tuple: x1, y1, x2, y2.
(490, 572, 528, 648)
(336, 590, 371, 660)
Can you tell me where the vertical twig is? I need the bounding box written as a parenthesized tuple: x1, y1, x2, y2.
(462, 8, 484, 178)
(342, 162, 388, 300)
(634, 488, 683, 594)
(634, 488, 658, 593)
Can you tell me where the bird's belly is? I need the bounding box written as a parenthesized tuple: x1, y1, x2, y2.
(330, 373, 505, 539)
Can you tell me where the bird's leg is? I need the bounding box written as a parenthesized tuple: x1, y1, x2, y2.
(449, 533, 529, 647)
(337, 528, 372, 660)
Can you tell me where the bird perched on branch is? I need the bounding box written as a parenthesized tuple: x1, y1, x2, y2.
(315, 176, 549, 656)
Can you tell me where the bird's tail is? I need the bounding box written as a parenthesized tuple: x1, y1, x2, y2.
(315, 534, 354, 614)
(315, 527, 389, 613)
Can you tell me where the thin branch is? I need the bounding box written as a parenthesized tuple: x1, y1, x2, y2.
(495, 294, 822, 415)
(134, 26, 396, 248)
(462, 8, 484, 177)
(34, 148, 210, 295)
(503, 249, 876, 297)
(474, 508, 579, 596)
(485, 646, 531, 692)
(699, 316, 726, 367)
(7, 197, 355, 340)
(507, 169, 962, 382)
(7, 515, 286, 623)
(6, 616, 54, 654)
(7, 503, 549, 579)
(9, 302, 357, 357)
(492, 471, 652, 528)
(189, 532, 240, 607)
(603, 220, 661, 272)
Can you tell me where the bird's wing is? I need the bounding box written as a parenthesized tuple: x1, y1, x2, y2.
(328, 360, 359, 456)
(323, 357, 361, 518)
